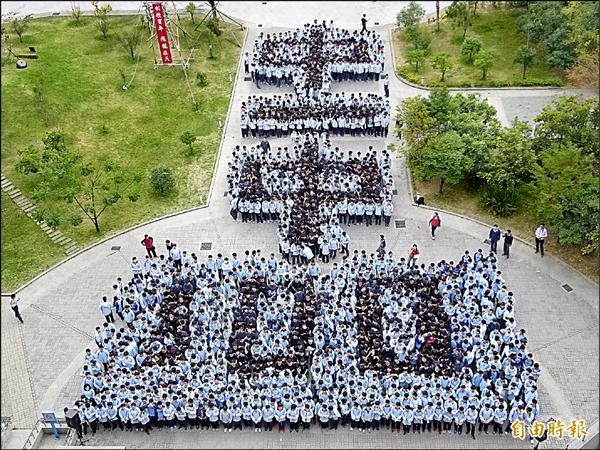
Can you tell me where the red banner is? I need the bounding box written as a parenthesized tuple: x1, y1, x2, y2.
(152, 2, 173, 64)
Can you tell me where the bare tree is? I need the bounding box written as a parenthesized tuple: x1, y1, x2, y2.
(116, 26, 142, 60)
(71, 2, 82, 24)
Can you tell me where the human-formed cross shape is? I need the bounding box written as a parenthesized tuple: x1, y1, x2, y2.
(228, 137, 394, 261)
(251, 21, 385, 96)
(230, 21, 392, 260)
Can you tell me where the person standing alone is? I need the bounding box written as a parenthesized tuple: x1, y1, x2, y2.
(383, 74, 390, 98)
(428, 212, 441, 240)
(377, 235, 386, 258)
(141, 234, 157, 258)
(535, 223, 547, 257)
(9, 293, 24, 323)
(407, 243, 420, 268)
(361, 14, 368, 33)
(502, 229, 513, 258)
(488, 224, 501, 254)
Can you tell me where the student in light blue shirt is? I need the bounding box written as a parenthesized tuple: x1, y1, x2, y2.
(220, 405, 233, 432)
(274, 404, 287, 433)
(478, 404, 494, 433)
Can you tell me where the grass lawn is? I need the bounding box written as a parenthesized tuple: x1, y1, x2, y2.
(1, 192, 66, 291)
(1, 15, 242, 288)
(393, 6, 565, 87)
(413, 179, 599, 283)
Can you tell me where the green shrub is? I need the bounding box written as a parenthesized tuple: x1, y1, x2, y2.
(480, 185, 521, 216)
(196, 72, 208, 87)
(68, 214, 83, 226)
(149, 165, 176, 195)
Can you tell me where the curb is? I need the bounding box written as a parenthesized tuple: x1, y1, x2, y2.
(206, 26, 248, 206)
(0, 204, 208, 297)
(0, 28, 249, 298)
(388, 27, 566, 93)
(403, 163, 599, 287)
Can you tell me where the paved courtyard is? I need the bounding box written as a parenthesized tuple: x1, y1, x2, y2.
(1, 4, 598, 450)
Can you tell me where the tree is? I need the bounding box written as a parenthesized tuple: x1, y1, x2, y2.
(180, 131, 197, 155)
(448, 93, 500, 178)
(562, 2, 599, 87)
(436, 0, 440, 32)
(474, 50, 495, 79)
(513, 45, 536, 78)
(563, 1, 599, 60)
(460, 36, 482, 63)
(431, 52, 453, 82)
(531, 95, 600, 156)
(446, 1, 471, 38)
(149, 165, 176, 194)
(396, 97, 437, 167)
(427, 87, 456, 131)
(517, 1, 576, 69)
(186, 2, 196, 24)
(71, 2, 82, 24)
(405, 25, 431, 51)
(91, 1, 112, 39)
(534, 143, 599, 254)
(116, 26, 142, 61)
(414, 131, 472, 194)
(15, 133, 140, 233)
(545, 25, 576, 69)
(61, 157, 141, 233)
(478, 121, 536, 215)
(406, 49, 426, 72)
(15, 131, 79, 177)
(397, 1, 426, 28)
(10, 14, 31, 43)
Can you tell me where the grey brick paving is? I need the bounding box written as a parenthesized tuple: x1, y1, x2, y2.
(1, 10, 598, 450)
(0, 295, 37, 429)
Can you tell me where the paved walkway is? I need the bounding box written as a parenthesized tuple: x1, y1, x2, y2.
(1, 15, 598, 450)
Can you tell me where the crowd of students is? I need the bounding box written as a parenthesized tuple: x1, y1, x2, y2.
(240, 92, 392, 138)
(240, 20, 390, 138)
(249, 20, 385, 96)
(226, 133, 394, 262)
(71, 243, 540, 439)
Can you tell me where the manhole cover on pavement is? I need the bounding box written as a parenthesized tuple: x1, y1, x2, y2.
(200, 242, 212, 251)
(395, 219, 406, 228)
(561, 284, 573, 293)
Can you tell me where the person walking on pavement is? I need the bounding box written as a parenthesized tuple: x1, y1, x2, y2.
(428, 212, 441, 239)
(361, 13, 368, 33)
(535, 223, 547, 257)
(10, 293, 24, 323)
(141, 234, 157, 258)
(377, 235, 386, 258)
(502, 229, 513, 258)
(489, 224, 501, 254)
(383, 74, 390, 98)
